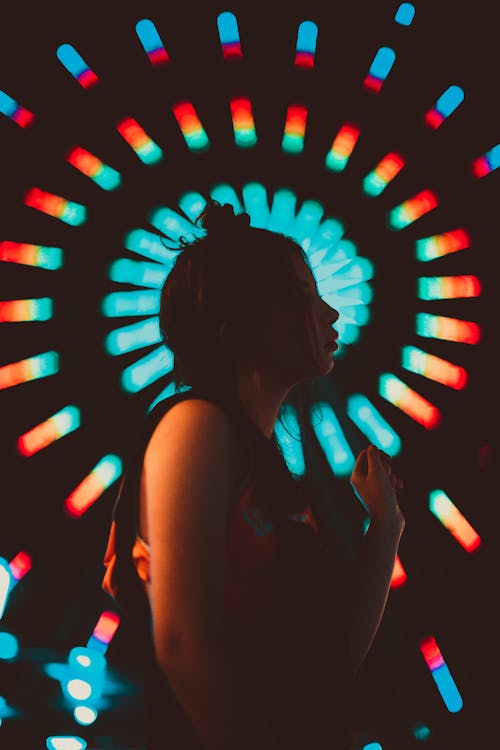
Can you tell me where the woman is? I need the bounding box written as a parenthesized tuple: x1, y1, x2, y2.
(103, 202, 405, 749)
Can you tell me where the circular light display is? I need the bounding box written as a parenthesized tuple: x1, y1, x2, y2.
(0, 3, 495, 748)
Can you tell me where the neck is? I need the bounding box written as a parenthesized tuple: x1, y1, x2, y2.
(234, 367, 292, 440)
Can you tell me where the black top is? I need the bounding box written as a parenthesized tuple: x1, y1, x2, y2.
(105, 387, 354, 750)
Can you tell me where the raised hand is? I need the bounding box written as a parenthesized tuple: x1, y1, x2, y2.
(350, 444, 405, 530)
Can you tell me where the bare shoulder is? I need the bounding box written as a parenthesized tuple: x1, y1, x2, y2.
(144, 397, 244, 488)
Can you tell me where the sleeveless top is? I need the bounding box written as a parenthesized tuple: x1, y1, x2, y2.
(102, 387, 353, 750)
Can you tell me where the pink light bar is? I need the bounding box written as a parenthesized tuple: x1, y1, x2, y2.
(92, 610, 120, 644)
(415, 228, 470, 261)
(325, 123, 360, 171)
(416, 313, 481, 344)
(429, 489, 481, 552)
(0, 241, 62, 269)
(9, 551, 32, 581)
(420, 635, 444, 670)
(418, 635, 463, 712)
(0, 89, 35, 127)
(379, 373, 441, 429)
(471, 144, 500, 178)
(17, 405, 80, 456)
(24, 188, 86, 225)
(65, 476, 105, 517)
(388, 189, 439, 229)
(402, 346, 467, 389)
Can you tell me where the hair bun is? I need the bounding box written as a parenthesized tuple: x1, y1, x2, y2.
(197, 201, 250, 234)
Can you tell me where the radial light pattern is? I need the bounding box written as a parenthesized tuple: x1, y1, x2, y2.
(0, 5, 492, 746)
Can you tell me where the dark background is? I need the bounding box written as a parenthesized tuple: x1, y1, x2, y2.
(0, 1, 497, 748)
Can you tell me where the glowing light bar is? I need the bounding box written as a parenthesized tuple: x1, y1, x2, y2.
(9, 551, 32, 581)
(379, 373, 441, 429)
(24, 188, 86, 226)
(209, 184, 243, 214)
(150, 206, 202, 244)
(136, 19, 169, 65)
(388, 189, 438, 230)
(121, 346, 174, 392)
(362, 744, 382, 750)
(117, 118, 163, 164)
(217, 11, 243, 59)
(346, 394, 402, 455)
(0, 89, 34, 127)
(242, 182, 270, 229)
(395, 2, 415, 25)
(312, 402, 355, 476)
(0, 351, 59, 390)
(0, 632, 19, 660)
(56, 43, 98, 89)
(0, 298, 52, 322)
(0, 560, 12, 619)
(66, 147, 121, 190)
(424, 85, 464, 129)
(172, 102, 210, 152)
(65, 455, 122, 518)
(101, 290, 160, 317)
(419, 636, 463, 712)
(17, 405, 81, 456)
(179, 191, 207, 222)
(471, 143, 500, 178)
(0, 241, 62, 269)
(415, 228, 470, 261)
(429, 489, 481, 552)
(415, 313, 481, 344)
(230, 97, 257, 148)
(418, 274, 481, 300)
(308, 218, 344, 257)
(325, 123, 360, 171)
(105, 317, 161, 355)
(391, 555, 407, 587)
(108, 258, 168, 289)
(124, 229, 177, 262)
(46, 737, 87, 750)
(290, 200, 324, 248)
(268, 189, 297, 234)
(362, 152, 405, 196)
(280, 104, 307, 154)
(87, 610, 120, 652)
(363, 47, 396, 93)
(402, 346, 467, 389)
(274, 405, 305, 476)
(295, 21, 318, 68)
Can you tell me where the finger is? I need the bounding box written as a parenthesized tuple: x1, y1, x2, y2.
(352, 449, 368, 477)
(366, 444, 385, 473)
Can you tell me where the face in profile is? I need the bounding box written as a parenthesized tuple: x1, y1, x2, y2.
(263, 253, 340, 386)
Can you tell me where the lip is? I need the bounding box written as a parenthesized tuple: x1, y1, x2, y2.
(325, 338, 338, 349)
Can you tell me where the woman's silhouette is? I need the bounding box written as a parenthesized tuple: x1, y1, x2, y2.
(103, 201, 405, 749)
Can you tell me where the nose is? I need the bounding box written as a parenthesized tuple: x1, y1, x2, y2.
(324, 300, 339, 323)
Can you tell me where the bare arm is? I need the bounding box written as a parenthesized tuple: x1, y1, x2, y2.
(143, 399, 283, 750)
(345, 445, 405, 676)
